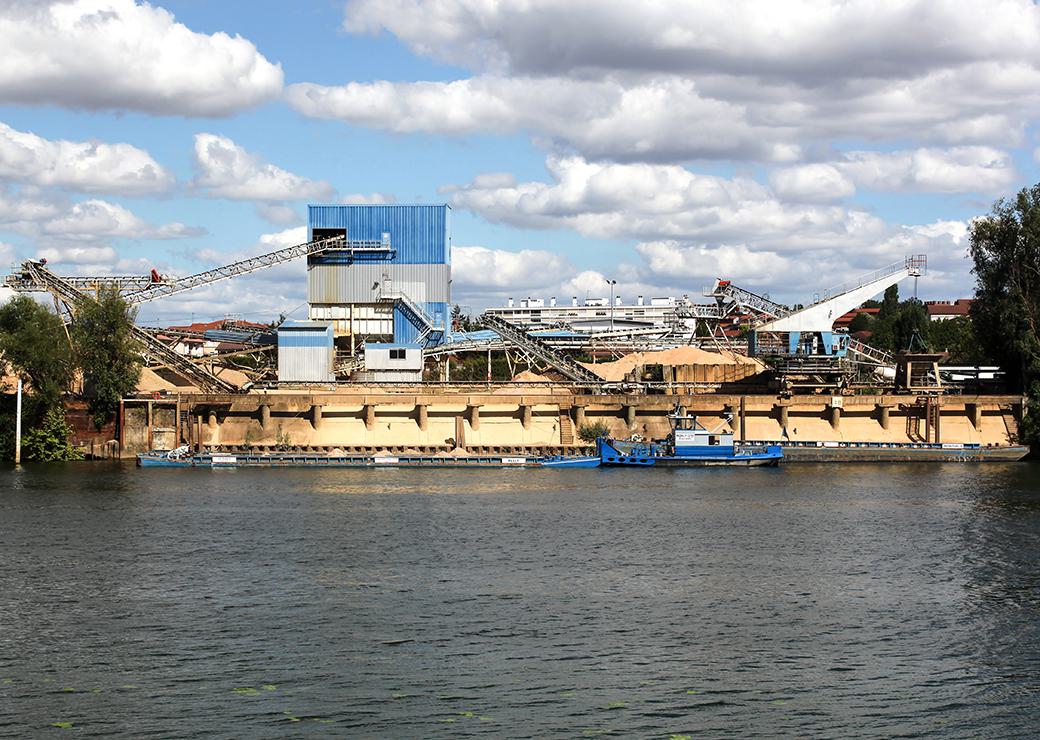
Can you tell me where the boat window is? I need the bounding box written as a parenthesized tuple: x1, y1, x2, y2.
(709, 435, 719, 445)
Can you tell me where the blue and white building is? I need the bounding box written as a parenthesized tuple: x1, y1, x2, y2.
(306, 204, 451, 350)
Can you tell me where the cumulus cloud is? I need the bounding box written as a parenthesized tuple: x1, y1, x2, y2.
(0, 122, 173, 195)
(0, 0, 282, 116)
(453, 245, 571, 290)
(447, 156, 976, 300)
(136, 226, 311, 323)
(343, 0, 1040, 79)
(40, 199, 202, 242)
(255, 202, 303, 226)
(837, 147, 1016, 193)
(192, 133, 335, 201)
(304, 1, 1040, 163)
(769, 164, 855, 202)
(287, 76, 798, 162)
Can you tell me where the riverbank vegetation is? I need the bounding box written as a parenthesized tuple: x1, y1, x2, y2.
(0, 291, 141, 460)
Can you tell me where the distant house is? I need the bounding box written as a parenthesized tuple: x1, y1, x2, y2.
(925, 299, 973, 322)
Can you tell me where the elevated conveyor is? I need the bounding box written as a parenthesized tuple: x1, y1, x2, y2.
(5, 235, 377, 305)
(479, 313, 603, 384)
(22, 262, 239, 394)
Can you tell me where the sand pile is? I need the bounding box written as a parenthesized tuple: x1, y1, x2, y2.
(495, 368, 572, 395)
(137, 367, 191, 392)
(582, 346, 765, 382)
(512, 370, 551, 382)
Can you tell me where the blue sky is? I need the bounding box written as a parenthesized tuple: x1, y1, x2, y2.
(1, 0, 1038, 323)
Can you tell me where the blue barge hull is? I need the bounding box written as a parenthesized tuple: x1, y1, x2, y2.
(138, 450, 601, 469)
(597, 438, 783, 467)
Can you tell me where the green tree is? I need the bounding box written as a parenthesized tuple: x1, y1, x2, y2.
(879, 285, 899, 319)
(892, 300, 930, 351)
(847, 311, 873, 333)
(969, 184, 1040, 444)
(928, 316, 981, 365)
(21, 407, 82, 462)
(0, 295, 74, 413)
(72, 288, 143, 428)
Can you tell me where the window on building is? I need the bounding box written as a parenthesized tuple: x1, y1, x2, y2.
(390, 348, 406, 360)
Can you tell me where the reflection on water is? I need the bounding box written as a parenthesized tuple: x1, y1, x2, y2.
(1, 461, 1039, 737)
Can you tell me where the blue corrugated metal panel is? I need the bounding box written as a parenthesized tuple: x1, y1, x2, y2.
(308, 204, 451, 265)
(451, 329, 499, 342)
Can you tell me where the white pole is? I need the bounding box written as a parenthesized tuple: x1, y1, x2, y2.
(14, 379, 22, 465)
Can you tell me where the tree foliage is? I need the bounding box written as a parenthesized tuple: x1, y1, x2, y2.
(969, 184, 1040, 391)
(0, 295, 74, 413)
(577, 420, 610, 442)
(969, 184, 1040, 445)
(21, 407, 82, 462)
(72, 288, 143, 428)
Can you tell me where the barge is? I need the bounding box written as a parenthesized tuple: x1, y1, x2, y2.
(137, 447, 600, 468)
(597, 410, 784, 467)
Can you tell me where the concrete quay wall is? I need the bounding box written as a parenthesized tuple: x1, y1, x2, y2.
(122, 391, 1027, 456)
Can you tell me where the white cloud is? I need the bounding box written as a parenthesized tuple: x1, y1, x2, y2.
(286, 76, 796, 162)
(0, 0, 282, 116)
(36, 243, 118, 266)
(0, 122, 173, 195)
(40, 200, 202, 242)
(316, 1, 1040, 163)
(136, 226, 312, 323)
(453, 245, 570, 290)
(344, 0, 1040, 79)
(769, 164, 855, 202)
(838, 147, 1016, 193)
(255, 202, 303, 226)
(447, 155, 976, 300)
(192, 133, 335, 201)
(341, 192, 397, 205)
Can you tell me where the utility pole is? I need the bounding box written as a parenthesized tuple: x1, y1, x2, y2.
(606, 279, 617, 332)
(14, 379, 22, 465)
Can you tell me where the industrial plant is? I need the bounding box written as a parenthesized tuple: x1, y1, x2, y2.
(3, 204, 1029, 461)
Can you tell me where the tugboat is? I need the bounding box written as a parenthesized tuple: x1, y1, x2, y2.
(597, 408, 783, 467)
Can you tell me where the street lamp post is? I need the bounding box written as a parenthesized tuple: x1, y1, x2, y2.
(606, 279, 617, 332)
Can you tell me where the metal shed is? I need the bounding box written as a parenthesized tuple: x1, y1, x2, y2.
(277, 321, 334, 383)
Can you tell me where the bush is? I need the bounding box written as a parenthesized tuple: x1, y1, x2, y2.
(577, 420, 610, 442)
(21, 407, 83, 462)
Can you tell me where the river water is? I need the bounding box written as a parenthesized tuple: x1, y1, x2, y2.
(1, 462, 1039, 738)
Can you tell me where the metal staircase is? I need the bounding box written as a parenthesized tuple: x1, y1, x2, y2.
(377, 281, 441, 344)
(22, 262, 239, 394)
(846, 339, 895, 367)
(479, 313, 603, 384)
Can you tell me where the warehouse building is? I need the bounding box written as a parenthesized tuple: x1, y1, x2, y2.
(306, 204, 451, 351)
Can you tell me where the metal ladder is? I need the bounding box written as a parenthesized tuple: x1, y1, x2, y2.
(479, 313, 603, 384)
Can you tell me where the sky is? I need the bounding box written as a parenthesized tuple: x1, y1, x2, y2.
(1, 0, 1039, 324)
